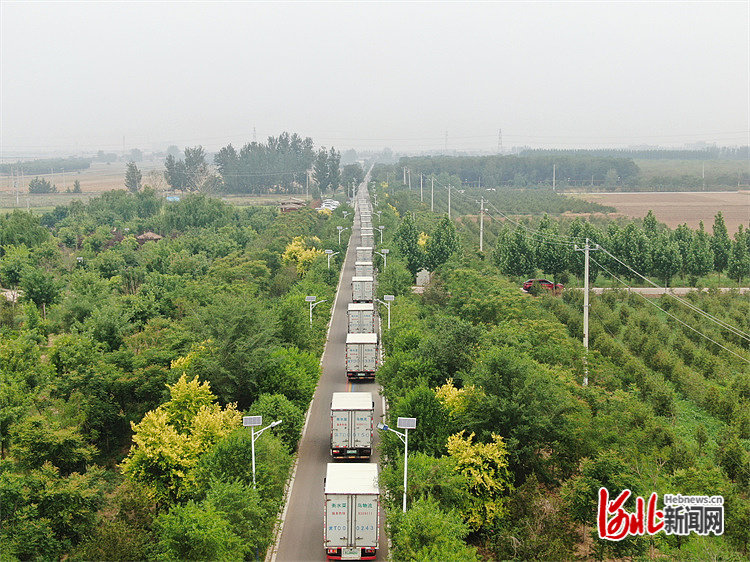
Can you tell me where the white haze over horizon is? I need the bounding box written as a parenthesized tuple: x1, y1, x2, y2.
(1, 1, 748, 157)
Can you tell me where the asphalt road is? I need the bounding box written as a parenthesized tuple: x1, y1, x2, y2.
(271, 174, 388, 562)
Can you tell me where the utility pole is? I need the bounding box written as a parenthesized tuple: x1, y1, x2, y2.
(448, 184, 452, 219)
(407, 170, 411, 190)
(553, 164, 556, 191)
(574, 238, 599, 386)
(444, 130, 448, 153)
(403, 167, 406, 184)
(430, 177, 434, 212)
(420, 173, 423, 202)
(306, 171, 309, 198)
(702, 162, 706, 190)
(479, 196, 484, 252)
(498, 129, 503, 153)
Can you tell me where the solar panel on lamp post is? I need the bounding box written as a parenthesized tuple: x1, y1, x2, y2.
(243, 416, 283, 488)
(306, 295, 327, 326)
(377, 417, 416, 512)
(324, 249, 338, 269)
(374, 248, 389, 271)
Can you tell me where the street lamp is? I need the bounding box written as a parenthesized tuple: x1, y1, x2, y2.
(305, 295, 327, 326)
(337, 225, 349, 245)
(374, 248, 389, 271)
(376, 210, 382, 223)
(378, 225, 385, 244)
(377, 417, 417, 512)
(324, 249, 339, 269)
(375, 295, 395, 329)
(242, 415, 283, 488)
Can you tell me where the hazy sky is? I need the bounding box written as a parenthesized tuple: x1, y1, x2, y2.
(1, 1, 748, 155)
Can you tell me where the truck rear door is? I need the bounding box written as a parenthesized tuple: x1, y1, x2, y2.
(325, 495, 349, 547)
(353, 409, 372, 449)
(353, 494, 378, 548)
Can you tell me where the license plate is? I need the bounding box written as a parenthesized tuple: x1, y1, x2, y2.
(342, 547, 360, 560)
(347, 450, 357, 455)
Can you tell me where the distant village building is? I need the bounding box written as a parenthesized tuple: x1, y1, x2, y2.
(280, 198, 306, 212)
(136, 231, 163, 245)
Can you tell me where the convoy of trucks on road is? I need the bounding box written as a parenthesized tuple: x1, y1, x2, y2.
(323, 186, 381, 560)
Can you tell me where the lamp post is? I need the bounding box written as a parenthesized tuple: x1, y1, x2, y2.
(324, 249, 339, 269)
(374, 249, 389, 271)
(376, 210, 382, 223)
(242, 416, 283, 488)
(306, 295, 327, 326)
(337, 225, 349, 245)
(378, 225, 385, 244)
(377, 417, 416, 512)
(375, 295, 394, 329)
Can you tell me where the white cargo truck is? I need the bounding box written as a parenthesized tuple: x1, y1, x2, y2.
(356, 246, 373, 261)
(324, 463, 379, 560)
(347, 302, 375, 333)
(354, 261, 373, 277)
(351, 276, 374, 303)
(361, 228, 374, 246)
(345, 333, 378, 380)
(330, 392, 374, 459)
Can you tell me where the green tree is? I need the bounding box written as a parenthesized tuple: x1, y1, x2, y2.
(497, 226, 535, 278)
(125, 161, 142, 192)
(28, 177, 56, 194)
(164, 154, 187, 190)
(10, 415, 96, 475)
(327, 147, 341, 193)
(673, 223, 694, 279)
(425, 215, 460, 271)
(393, 213, 425, 277)
(20, 266, 59, 318)
(72, 179, 82, 193)
(155, 500, 246, 560)
(651, 230, 682, 287)
(712, 211, 731, 275)
(727, 225, 750, 285)
(643, 209, 658, 237)
(686, 221, 714, 284)
(536, 214, 569, 284)
(0, 244, 30, 291)
(184, 146, 208, 191)
(247, 393, 304, 451)
(389, 496, 479, 562)
(313, 148, 329, 192)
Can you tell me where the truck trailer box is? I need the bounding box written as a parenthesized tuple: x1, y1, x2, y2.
(345, 333, 378, 380)
(355, 247, 373, 261)
(330, 392, 374, 459)
(351, 276, 374, 303)
(324, 463, 379, 560)
(347, 302, 375, 333)
(354, 261, 374, 277)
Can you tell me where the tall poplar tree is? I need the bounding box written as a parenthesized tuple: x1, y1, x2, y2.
(712, 211, 731, 275)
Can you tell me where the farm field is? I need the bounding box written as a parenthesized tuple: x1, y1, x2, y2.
(573, 190, 749, 232)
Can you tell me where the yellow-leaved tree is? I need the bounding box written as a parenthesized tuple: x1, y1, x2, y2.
(446, 430, 514, 530)
(121, 374, 241, 504)
(282, 236, 324, 276)
(435, 379, 484, 417)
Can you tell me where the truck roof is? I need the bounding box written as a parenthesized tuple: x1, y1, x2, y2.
(331, 391, 374, 410)
(354, 261, 373, 266)
(355, 246, 373, 251)
(325, 463, 379, 495)
(348, 302, 374, 311)
(346, 333, 378, 344)
(351, 276, 374, 282)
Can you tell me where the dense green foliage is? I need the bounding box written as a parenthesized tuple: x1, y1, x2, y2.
(0, 157, 91, 175)
(0, 189, 352, 559)
(373, 178, 749, 560)
(214, 132, 317, 194)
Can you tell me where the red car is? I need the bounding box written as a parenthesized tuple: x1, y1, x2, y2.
(523, 279, 564, 293)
